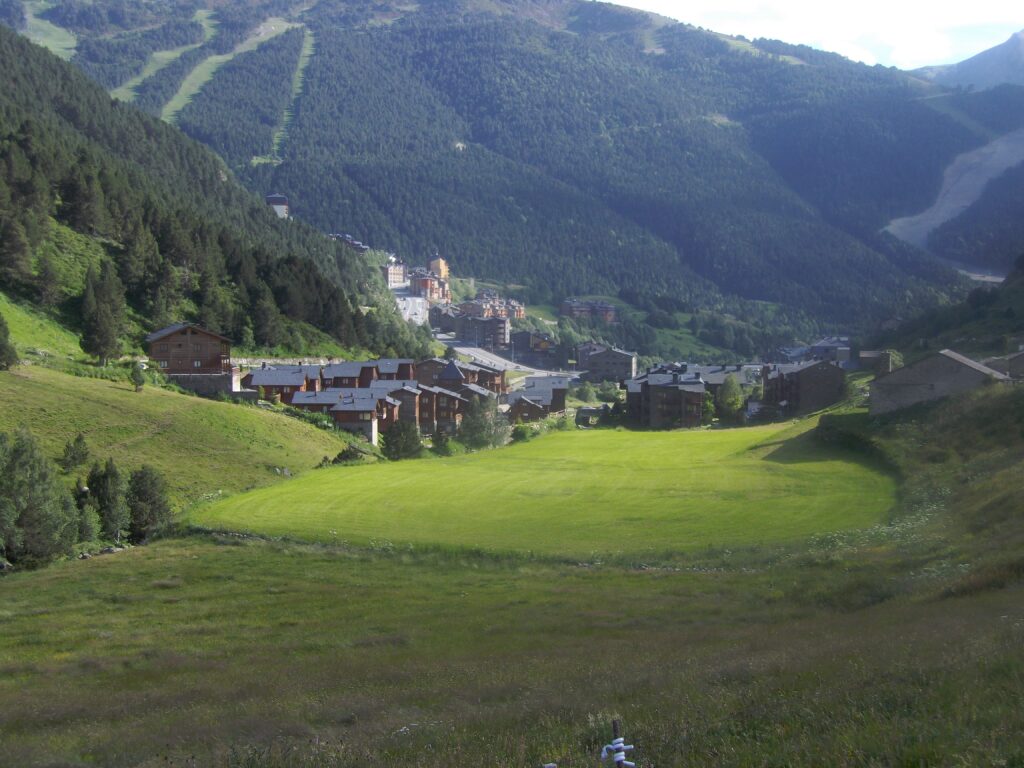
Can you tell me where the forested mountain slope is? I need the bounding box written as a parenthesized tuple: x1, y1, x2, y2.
(10, 0, 1024, 337)
(0, 25, 425, 357)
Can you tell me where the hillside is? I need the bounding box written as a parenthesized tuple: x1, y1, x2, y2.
(917, 30, 1024, 91)
(0, 23, 426, 359)
(17, 2, 1024, 346)
(2, 383, 1023, 764)
(876, 255, 1024, 356)
(0, 364, 352, 506)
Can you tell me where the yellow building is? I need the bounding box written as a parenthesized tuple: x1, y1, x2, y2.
(429, 256, 449, 279)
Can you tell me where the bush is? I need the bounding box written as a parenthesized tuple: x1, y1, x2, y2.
(511, 423, 532, 442)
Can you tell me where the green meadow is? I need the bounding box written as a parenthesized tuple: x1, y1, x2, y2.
(195, 422, 895, 557)
(0, 365, 350, 506)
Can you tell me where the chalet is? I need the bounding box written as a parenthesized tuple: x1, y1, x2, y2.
(289, 390, 341, 413)
(582, 347, 638, 383)
(322, 361, 378, 389)
(624, 371, 704, 429)
(560, 298, 618, 323)
(509, 397, 547, 423)
(244, 365, 309, 404)
(376, 359, 416, 380)
(265, 193, 289, 219)
(331, 395, 379, 444)
(869, 349, 1010, 416)
(575, 341, 607, 369)
(762, 360, 845, 415)
(505, 376, 568, 421)
(146, 323, 232, 375)
(419, 385, 466, 435)
(809, 336, 852, 366)
(417, 358, 506, 395)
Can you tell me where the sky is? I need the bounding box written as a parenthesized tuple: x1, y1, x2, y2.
(613, 1, 1023, 69)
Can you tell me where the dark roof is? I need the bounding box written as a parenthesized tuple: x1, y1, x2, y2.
(247, 368, 307, 386)
(438, 360, 466, 382)
(331, 398, 378, 414)
(462, 383, 496, 398)
(419, 385, 467, 402)
(145, 322, 231, 344)
(291, 391, 342, 407)
(322, 361, 374, 379)
(376, 359, 414, 375)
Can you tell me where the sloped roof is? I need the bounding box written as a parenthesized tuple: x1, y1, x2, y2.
(247, 368, 307, 386)
(322, 361, 374, 379)
(376, 359, 414, 375)
(939, 349, 1010, 380)
(145, 322, 231, 344)
(438, 360, 466, 381)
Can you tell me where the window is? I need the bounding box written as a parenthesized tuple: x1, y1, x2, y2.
(193, 360, 202, 368)
(360, 413, 371, 421)
(193, 344, 202, 354)
(158, 343, 169, 352)
(159, 361, 168, 369)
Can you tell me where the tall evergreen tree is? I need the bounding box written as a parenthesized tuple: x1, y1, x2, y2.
(0, 428, 78, 565)
(80, 263, 125, 365)
(88, 458, 128, 543)
(0, 215, 31, 284)
(0, 310, 17, 370)
(127, 465, 171, 542)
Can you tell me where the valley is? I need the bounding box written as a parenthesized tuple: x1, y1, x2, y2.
(1, 2, 1024, 765)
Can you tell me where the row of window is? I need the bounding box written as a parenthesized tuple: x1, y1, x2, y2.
(155, 342, 229, 354)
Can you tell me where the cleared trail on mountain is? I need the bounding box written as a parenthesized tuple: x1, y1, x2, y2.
(885, 127, 1024, 251)
(162, 17, 299, 124)
(111, 9, 217, 103)
(252, 26, 315, 166)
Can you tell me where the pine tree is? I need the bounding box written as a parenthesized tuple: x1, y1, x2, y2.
(0, 216, 31, 284)
(381, 421, 423, 460)
(36, 253, 62, 308)
(130, 363, 145, 392)
(80, 263, 125, 365)
(0, 428, 78, 565)
(60, 433, 90, 471)
(127, 465, 171, 542)
(0, 310, 17, 370)
(88, 458, 128, 543)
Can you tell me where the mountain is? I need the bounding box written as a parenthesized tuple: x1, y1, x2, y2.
(0, 23, 428, 358)
(12, 0, 1024, 347)
(917, 31, 1024, 91)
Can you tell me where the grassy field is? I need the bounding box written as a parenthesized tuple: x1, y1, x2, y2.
(1, 389, 1023, 765)
(0, 292, 82, 359)
(194, 421, 896, 557)
(23, 0, 76, 60)
(0, 365, 351, 506)
(111, 9, 218, 102)
(162, 18, 300, 123)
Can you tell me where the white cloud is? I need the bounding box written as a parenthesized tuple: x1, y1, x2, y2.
(613, 0, 1022, 68)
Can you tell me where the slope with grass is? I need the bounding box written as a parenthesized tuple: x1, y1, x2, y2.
(194, 421, 896, 557)
(0, 365, 351, 506)
(0, 292, 82, 359)
(110, 8, 217, 102)
(1, 387, 1023, 766)
(162, 18, 300, 123)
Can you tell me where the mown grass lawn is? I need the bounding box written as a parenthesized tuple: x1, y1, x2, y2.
(194, 422, 896, 557)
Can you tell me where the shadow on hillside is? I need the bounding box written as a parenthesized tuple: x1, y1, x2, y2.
(758, 429, 835, 465)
